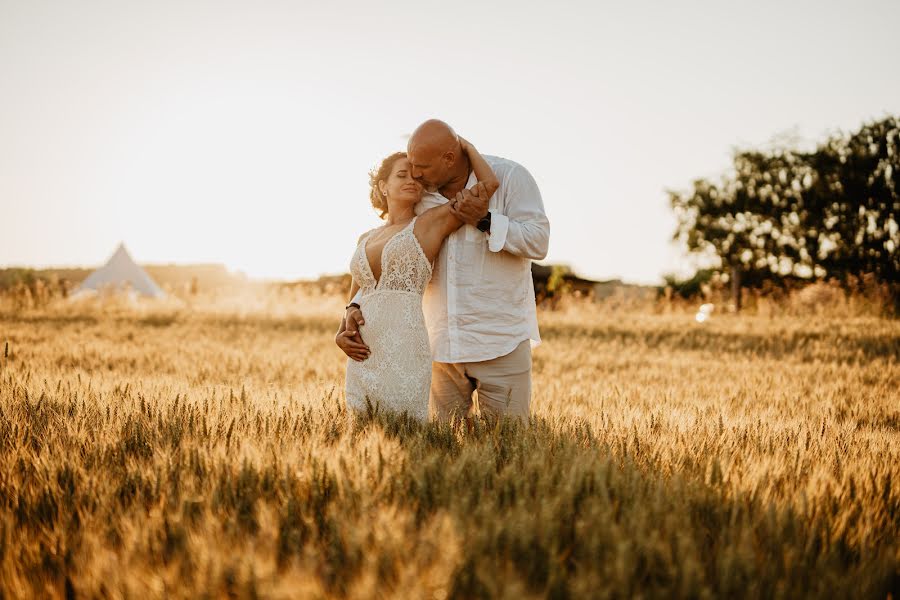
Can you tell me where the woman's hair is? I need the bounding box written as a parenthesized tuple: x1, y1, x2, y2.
(368, 151, 406, 219)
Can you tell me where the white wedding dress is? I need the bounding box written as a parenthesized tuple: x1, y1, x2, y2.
(345, 217, 433, 422)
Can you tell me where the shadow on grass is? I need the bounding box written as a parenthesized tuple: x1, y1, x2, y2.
(345, 406, 900, 599)
(1, 391, 898, 598)
(0, 311, 337, 338)
(541, 321, 900, 362)
(6, 311, 897, 363)
(0, 312, 100, 326)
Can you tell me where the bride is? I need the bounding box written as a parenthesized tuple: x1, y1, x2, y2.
(336, 138, 499, 422)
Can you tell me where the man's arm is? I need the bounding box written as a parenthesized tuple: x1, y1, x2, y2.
(335, 279, 370, 361)
(486, 164, 549, 260)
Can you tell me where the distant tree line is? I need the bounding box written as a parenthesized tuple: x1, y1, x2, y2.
(670, 116, 899, 310)
(0, 264, 242, 293)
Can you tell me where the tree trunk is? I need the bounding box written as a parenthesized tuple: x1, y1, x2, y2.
(731, 263, 743, 312)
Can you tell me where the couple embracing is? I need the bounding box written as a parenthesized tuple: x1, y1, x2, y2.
(334, 119, 550, 424)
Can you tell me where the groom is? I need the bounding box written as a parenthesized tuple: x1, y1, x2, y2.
(340, 119, 549, 423)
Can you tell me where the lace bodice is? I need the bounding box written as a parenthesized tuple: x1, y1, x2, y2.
(350, 217, 432, 296)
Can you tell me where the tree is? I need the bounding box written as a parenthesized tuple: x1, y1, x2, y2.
(670, 116, 900, 310)
(814, 118, 900, 282)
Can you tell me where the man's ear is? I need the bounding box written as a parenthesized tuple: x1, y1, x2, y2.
(442, 151, 456, 168)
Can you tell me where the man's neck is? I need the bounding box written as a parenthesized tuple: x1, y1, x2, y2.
(438, 155, 472, 199)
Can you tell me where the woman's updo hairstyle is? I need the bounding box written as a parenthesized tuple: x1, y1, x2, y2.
(368, 151, 406, 219)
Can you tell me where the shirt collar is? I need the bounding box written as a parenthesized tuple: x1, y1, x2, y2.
(423, 168, 478, 203)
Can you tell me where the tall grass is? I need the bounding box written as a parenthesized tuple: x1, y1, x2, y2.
(0, 296, 898, 598)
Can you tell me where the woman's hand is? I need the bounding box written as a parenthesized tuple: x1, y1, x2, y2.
(450, 181, 490, 226)
(335, 330, 370, 361)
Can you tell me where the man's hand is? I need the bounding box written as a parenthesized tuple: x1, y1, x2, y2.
(345, 305, 366, 332)
(335, 330, 370, 361)
(335, 306, 370, 361)
(450, 181, 491, 226)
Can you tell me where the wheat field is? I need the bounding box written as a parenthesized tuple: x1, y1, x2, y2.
(0, 294, 898, 599)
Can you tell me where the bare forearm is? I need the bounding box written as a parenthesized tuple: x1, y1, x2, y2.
(466, 146, 499, 195)
(433, 203, 464, 238)
(416, 204, 464, 261)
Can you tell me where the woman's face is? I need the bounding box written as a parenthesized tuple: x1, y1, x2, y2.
(380, 157, 423, 206)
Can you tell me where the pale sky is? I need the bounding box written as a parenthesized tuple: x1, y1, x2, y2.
(2, 0, 899, 283)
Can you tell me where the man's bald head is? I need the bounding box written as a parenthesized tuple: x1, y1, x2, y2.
(407, 119, 465, 191)
(408, 119, 459, 155)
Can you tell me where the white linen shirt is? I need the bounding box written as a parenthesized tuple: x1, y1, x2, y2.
(414, 155, 550, 364)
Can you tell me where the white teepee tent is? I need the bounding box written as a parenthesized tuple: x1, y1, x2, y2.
(77, 243, 165, 298)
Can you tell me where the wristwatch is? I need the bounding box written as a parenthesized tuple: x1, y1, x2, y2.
(476, 211, 492, 233)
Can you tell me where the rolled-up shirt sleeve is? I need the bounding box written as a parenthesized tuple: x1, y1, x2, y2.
(487, 165, 549, 260)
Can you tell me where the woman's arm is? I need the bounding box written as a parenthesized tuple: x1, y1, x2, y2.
(413, 202, 464, 263)
(459, 137, 499, 198)
(447, 140, 500, 227)
(414, 140, 499, 262)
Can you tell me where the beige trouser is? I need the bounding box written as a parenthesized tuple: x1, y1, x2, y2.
(429, 340, 532, 423)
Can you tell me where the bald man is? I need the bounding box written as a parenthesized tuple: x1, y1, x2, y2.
(343, 120, 549, 423)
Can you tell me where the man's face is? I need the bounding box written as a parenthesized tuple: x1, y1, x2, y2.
(407, 144, 450, 191)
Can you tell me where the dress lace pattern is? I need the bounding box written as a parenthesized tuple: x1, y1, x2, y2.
(345, 217, 434, 422)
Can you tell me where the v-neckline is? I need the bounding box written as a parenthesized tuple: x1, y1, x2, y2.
(362, 217, 415, 290)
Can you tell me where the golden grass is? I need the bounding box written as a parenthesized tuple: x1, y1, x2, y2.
(0, 294, 898, 598)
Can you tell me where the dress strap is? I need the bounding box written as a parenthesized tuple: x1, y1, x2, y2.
(359, 228, 376, 246)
